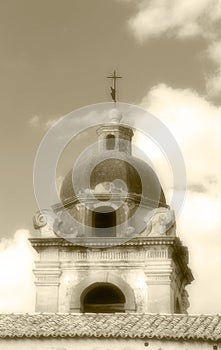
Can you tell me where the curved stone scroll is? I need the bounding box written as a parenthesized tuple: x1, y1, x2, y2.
(33, 210, 57, 238)
(141, 207, 176, 237)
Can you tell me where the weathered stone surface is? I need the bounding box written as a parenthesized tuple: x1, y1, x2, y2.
(30, 233, 193, 314)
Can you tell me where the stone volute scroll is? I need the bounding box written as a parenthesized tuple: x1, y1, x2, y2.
(142, 207, 176, 237)
(33, 210, 57, 238)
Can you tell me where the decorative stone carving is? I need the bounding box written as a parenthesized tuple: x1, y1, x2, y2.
(141, 207, 176, 237)
(33, 210, 57, 238)
(125, 226, 135, 237)
(33, 210, 48, 228)
(54, 211, 79, 238)
(59, 249, 169, 262)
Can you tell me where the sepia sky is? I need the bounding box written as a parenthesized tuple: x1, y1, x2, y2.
(1, 0, 221, 314)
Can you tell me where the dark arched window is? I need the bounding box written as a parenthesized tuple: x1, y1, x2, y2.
(92, 206, 116, 237)
(106, 134, 115, 150)
(81, 283, 125, 313)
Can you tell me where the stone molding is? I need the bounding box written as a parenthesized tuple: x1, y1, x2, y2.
(58, 249, 169, 262)
(33, 261, 61, 286)
(29, 236, 179, 247)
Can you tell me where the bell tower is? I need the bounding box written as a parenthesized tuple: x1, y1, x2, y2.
(30, 108, 193, 314)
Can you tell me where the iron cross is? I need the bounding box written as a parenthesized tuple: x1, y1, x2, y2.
(107, 70, 122, 103)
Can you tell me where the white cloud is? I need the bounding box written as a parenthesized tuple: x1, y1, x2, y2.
(207, 40, 221, 64)
(139, 83, 221, 194)
(0, 230, 37, 312)
(29, 115, 40, 127)
(28, 115, 59, 130)
(118, 0, 221, 96)
(127, 0, 221, 42)
(136, 84, 221, 313)
(179, 193, 221, 313)
(206, 40, 221, 96)
(123, 0, 221, 96)
(45, 118, 58, 130)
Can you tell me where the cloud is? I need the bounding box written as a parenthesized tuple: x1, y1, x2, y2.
(123, 1, 221, 96)
(179, 192, 221, 313)
(207, 40, 221, 64)
(118, 0, 221, 97)
(136, 84, 221, 313)
(28, 115, 59, 130)
(206, 40, 221, 96)
(29, 115, 40, 127)
(188, 179, 218, 194)
(45, 118, 58, 130)
(0, 230, 37, 312)
(126, 0, 221, 42)
(139, 83, 221, 196)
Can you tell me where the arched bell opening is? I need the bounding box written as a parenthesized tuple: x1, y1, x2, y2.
(81, 282, 125, 313)
(92, 206, 116, 237)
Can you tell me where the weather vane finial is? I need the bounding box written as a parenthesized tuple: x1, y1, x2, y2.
(107, 70, 122, 104)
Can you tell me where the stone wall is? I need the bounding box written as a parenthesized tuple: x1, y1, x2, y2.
(31, 208, 193, 314)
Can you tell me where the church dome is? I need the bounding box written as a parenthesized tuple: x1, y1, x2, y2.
(60, 150, 166, 207)
(60, 108, 166, 207)
(57, 117, 167, 241)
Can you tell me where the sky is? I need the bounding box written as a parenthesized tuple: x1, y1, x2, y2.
(0, 0, 221, 314)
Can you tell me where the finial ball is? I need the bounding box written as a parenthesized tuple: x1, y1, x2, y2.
(108, 108, 123, 123)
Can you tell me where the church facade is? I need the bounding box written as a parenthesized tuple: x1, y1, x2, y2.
(0, 108, 220, 349)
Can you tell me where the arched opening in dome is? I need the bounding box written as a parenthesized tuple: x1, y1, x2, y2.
(106, 134, 115, 150)
(92, 206, 116, 237)
(81, 283, 125, 313)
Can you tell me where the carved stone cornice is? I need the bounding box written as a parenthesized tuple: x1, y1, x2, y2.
(29, 235, 193, 285)
(58, 249, 169, 262)
(29, 236, 179, 247)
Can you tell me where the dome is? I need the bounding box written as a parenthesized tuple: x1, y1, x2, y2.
(60, 150, 166, 207)
(56, 122, 168, 244)
(57, 121, 167, 243)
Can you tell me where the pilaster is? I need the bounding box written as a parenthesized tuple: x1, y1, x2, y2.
(33, 261, 61, 312)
